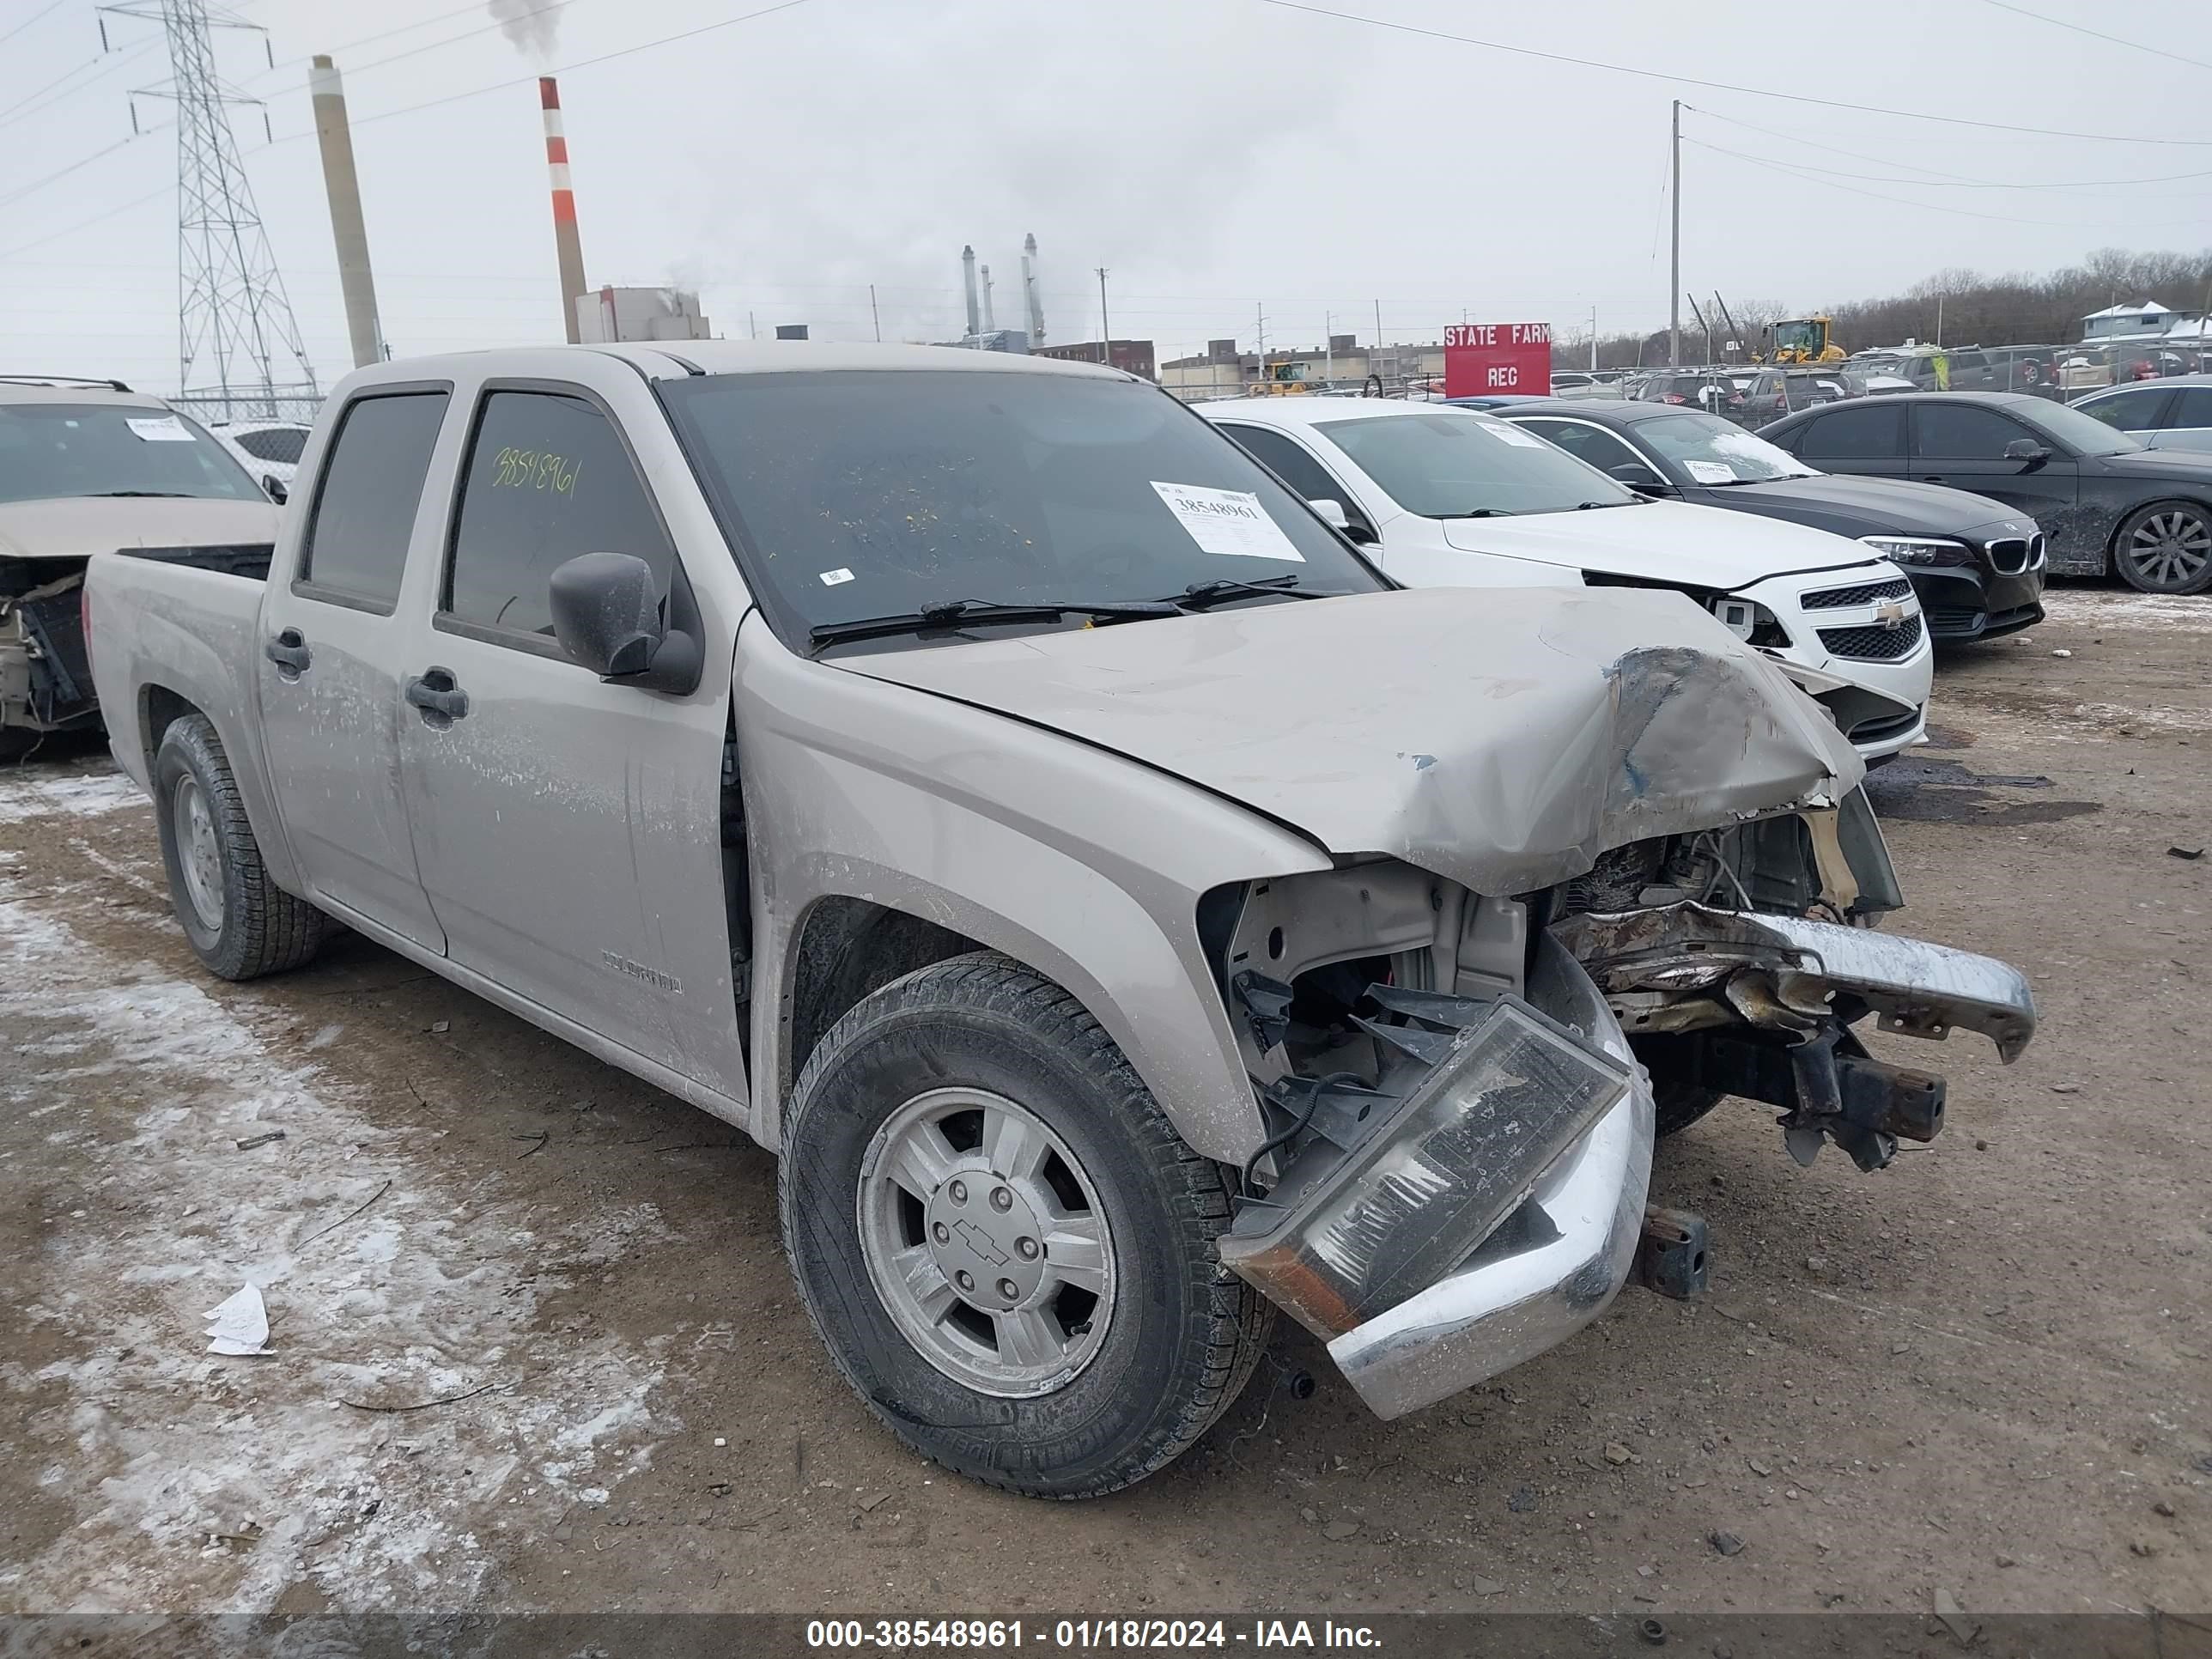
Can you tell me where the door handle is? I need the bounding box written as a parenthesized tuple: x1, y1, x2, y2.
(1917, 475, 1946, 483)
(264, 629, 311, 674)
(404, 667, 470, 724)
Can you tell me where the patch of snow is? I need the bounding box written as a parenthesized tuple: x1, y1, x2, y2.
(2041, 589, 2212, 633)
(0, 766, 146, 825)
(0, 870, 674, 1614)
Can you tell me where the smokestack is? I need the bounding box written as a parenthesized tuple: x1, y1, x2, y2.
(980, 264, 995, 333)
(1023, 231, 1044, 346)
(310, 55, 384, 368)
(540, 77, 587, 344)
(961, 245, 980, 338)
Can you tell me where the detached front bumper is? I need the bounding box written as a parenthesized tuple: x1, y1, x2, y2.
(1226, 936, 1657, 1421)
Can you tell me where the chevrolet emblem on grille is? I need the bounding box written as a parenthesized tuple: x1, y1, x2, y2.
(1875, 601, 1907, 629)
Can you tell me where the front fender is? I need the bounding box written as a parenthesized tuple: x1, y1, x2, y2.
(735, 621, 1334, 1163)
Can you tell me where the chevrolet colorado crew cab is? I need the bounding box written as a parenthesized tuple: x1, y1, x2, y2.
(87, 343, 2037, 1498)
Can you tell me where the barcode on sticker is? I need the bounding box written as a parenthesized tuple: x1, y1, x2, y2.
(819, 568, 854, 586)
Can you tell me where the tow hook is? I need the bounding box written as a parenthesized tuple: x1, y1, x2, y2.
(1632, 1205, 1709, 1301)
(1784, 1026, 1946, 1171)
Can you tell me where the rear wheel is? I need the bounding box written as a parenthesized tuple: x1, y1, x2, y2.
(2114, 501, 2212, 594)
(780, 951, 1271, 1498)
(153, 714, 326, 980)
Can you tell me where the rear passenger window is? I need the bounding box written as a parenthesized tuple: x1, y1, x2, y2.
(2168, 387, 2212, 427)
(1913, 404, 2031, 459)
(300, 392, 448, 607)
(446, 391, 675, 639)
(1791, 404, 1904, 461)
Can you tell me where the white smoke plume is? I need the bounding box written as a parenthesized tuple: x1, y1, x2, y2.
(488, 0, 561, 56)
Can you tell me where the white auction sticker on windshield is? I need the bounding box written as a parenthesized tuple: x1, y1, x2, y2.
(1487, 423, 1547, 448)
(1684, 460, 1737, 483)
(818, 567, 854, 586)
(126, 416, 194, 442)
(1150, 482, 1304, 562)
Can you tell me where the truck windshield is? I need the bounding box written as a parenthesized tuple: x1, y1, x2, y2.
(1314, 410, 1638, 517)
(659, 368, 1383, 644)
(0, 403, 266, 507)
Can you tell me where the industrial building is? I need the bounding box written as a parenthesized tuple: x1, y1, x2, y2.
(1158, 336, 1448, 402)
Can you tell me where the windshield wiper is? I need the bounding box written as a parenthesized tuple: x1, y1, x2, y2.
(85, 490, 195, 498)
(1442, 507, 1510, 519)
(808, 597, 1180, 653)
(1573, 499, 1636, 509)
(1174, 574, 1328, 610)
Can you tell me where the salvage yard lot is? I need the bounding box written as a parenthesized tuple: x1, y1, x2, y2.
(2, 586, 2206, 1620)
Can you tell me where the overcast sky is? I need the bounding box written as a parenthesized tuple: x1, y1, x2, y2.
(2, 0, 2204, 391)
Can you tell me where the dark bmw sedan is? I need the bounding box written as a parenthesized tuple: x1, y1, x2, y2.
(1758, 392, 2212, 595)
(1498, 400, 2045, 641)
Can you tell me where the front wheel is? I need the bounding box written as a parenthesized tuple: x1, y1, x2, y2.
(779, 951, 1271, 1498)
(2113, 501, 2212, 594)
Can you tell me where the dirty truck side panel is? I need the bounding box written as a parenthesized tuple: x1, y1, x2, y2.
(255, 386, 450, 949)
(84, 556, 304, 896)
(734, 614, 1334, 1163)
(392, 358, 750, 1108)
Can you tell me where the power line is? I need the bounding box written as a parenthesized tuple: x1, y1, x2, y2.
(1977, 0, 2212, 75)
(1688, 117, 2212, 189)
(1682, 137, 2212, 228)
(0, 0, 822, 264)
(0, 133, 145, 210)
(1242, 0, 2212, 145)
(0, 0, 70, 46)
(0, 40, 158, 130)
(0, 179, 170, 264)
(326, 0, 820, 136)
(253, 0, 583, 79)
(1682, 106, 2003, 184)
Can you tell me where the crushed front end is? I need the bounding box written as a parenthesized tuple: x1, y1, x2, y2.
(1201, 789, 2035, 1421)
(0, 557, 97, 747)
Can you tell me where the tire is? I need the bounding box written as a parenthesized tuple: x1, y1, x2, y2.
(779, 950, 1273, 1498)
(2112, 501, 2212, 595)
(1654, 1079, 1726, 1138)
(153, 713, 326, 981)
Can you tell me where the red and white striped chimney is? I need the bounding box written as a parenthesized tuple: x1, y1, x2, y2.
(540, 76, 587, 345)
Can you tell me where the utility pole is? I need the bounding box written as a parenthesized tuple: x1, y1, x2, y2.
(103, 0, 318, 419)
(870, 283, 881, 343)
(1374, 298, 1384, 388)
(1255, 301, 1267, 386)
(1325, 310, 1334, 385)
(309, 54, 383, 369)
(1668, 98, 1682, 369)
(1096, 267, 1110, 366)
(1589, 305, 1598, 371)
(1936, 291, 1945, 348)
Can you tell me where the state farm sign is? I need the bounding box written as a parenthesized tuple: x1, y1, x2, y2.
(1443, 323, 1552, 398)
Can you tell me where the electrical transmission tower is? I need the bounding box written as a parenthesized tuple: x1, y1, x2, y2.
(101, 0, 319, 421)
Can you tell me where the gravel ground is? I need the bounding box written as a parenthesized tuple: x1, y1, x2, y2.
(1, 584, 2206, 1625)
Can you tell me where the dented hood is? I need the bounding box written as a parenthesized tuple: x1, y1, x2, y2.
(837, 586, 1865, 895)
(1437, 498, 1878, 592)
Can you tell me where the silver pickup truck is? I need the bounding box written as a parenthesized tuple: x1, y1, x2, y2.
(86, 343, 2035, 1498)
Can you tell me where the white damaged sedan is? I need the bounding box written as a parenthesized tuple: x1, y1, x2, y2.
(1204, 397, 1934, 763)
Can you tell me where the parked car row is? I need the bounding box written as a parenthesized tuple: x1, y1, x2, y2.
(1761, 391, 2212, 593)
(75, 342, 2039, 1498)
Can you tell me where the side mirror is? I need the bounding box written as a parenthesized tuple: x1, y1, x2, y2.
(548, 550, 702, 693)
(2002, 439, 2051, 466)
(263, 473, 288, 505)
(1310, 497, 1379, 545)
(1607, 462, 1668, 495)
